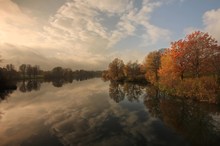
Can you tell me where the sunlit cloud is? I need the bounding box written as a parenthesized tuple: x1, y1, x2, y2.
(183, 8, 220, 45)
(203, 8, 220, 43)
(3, 0, 220, 69)
(1, 0, 202, 70)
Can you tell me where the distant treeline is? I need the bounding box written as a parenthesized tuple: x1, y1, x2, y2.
(103, 31, 220, 104)
(0, 63, 102, 89)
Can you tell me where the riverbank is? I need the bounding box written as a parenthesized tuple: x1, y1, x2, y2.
(156, 76, 220, 104)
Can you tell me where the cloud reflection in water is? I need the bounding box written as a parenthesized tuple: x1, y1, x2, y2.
(0, 79, 212, 146)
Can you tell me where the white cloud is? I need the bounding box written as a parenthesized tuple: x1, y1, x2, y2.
(203, 8, 220, 42)
(119, 0, 170, 46)
(183, 8, 220, 43)
(0, 0, 171, 69)
(0, 0, 41, 46)
(86, 0, 132, 14)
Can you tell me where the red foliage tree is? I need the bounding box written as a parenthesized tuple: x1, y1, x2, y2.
(168, 31, 220, 78)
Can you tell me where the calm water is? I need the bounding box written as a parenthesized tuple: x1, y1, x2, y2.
(0, 78, 220, 146)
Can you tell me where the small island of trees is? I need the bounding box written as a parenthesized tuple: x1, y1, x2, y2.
(102, 31, 220, 104)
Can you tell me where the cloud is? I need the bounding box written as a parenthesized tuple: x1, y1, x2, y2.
(203, 8, 220, 42)
(0, 0, 171, 70)
(0, 44, 111, 70)
(0, 78, 187, 146)
(183, 8, 220, 44)
(111, 0, 170, 47)
(0, 0, 41, 46)
(86, 0, 132, 14)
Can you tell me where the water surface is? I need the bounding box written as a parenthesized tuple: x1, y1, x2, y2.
(0, 78, 220, 146)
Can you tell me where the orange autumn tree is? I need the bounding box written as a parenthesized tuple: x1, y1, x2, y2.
(108, 58, 125, 81)
(161, 31, 220, 79)
(159, 49, 180, 90)
(169, 39, 189, 80)
(123, 61, 142, 81)
(144, 51, 161, 84)
(185, 31, 220, 77)
(158, 31, 220, 103)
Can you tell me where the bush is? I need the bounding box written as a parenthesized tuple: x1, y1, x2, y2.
(159, 76, 219, 104)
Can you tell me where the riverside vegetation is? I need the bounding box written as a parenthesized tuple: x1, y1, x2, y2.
(1, 31, 219, 104)
(102, 31, 220, 104)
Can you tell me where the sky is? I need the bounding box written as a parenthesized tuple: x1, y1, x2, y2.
(0, 0, 220, 70)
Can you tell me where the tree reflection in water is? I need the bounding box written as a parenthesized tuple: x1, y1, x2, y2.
(144, 85, 220, 146)
(123, 83, 143, 102)
(0, 89, 16, 120)
(109, 81, 125, 103)
(0, 90, 15, 101)
(52, 79, 65, 88)
(19, 80, 41, 92)
(109, 81, 144, 103)
(1, 79, 220, 146)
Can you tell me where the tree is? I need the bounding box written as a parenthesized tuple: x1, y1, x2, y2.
(32, 65, 40, 78)
(158, 31, 220, 103)
(123, 61, 141, 81)
(102, 70, 110, 81)
(169, 40, 189, 80)
(158, 31, 220, 80)
(26, 64, 33, 78)
(144, 51, 161, 84)
(6, 64, 15, 72)
(108, 58, 125, 81)
(19, 64, 27, 79)
(170, 31, 220, 78)
(63, 68, 73, 79)
(52, 66, 64, 78)
(159, 49, 180, 89)
(5, 64, 17, 80)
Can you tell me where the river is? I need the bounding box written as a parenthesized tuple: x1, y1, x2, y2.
(0, 78, 220, 146)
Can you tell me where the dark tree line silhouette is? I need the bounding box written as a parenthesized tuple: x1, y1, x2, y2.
(0, 64, 18, 89)
(0, 61, 102, 90)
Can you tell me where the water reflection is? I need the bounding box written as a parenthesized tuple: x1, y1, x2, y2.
(49, 77, 97, 88)
(0, 79, 220, 146)
(52, 79, 66, 88)
(19, 80, 41, 92)
(144, 85, 163, 118)
(109, 81, 125, 103)
(18, 77, 97, 91)
(144, 86, 220, 146)
(0, 89, 15, 100)
(109, 81, 143, 103)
